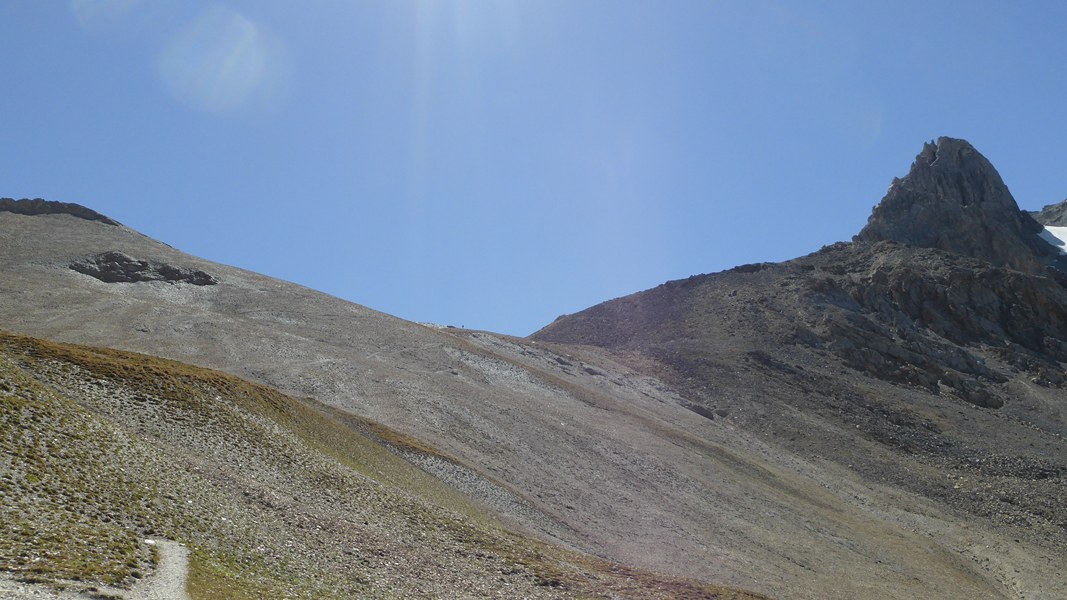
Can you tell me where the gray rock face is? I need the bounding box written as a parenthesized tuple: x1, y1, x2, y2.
(803, 242, 1067, 407)
(0, 197, 120, 226)
(854, 137, 1058, 273)
(1030, 199, 1067, 226)
(71, 251, 218, 285)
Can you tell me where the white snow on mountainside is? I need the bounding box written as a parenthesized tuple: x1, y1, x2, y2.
(1038, 225, 1067, 254)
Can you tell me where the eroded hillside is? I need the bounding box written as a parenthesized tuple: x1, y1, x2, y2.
(4, 137, 1067, 600)
(533, 139, 1067, 598)
(0, 330, 756, 599)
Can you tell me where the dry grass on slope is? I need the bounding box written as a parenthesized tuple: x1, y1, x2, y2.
(0, 331, 766, 600)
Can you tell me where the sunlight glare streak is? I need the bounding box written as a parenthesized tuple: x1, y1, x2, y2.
(452, 0, 520, 48)
(407, 0, 439, 204)
(156, 6, 290, 114)
(405, 0, 521, 199)
(70, 0, 141, 33)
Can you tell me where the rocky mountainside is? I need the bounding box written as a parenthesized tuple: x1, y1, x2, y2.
(534, 137, 1067, 596)
(1, 330, 747, 599)
(3, 138, 1067, 600)
(1030, 198, 1067, 227)
(0, 202, 876, 600)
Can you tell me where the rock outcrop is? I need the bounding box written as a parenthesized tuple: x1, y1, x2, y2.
(71, 251, 217, 285)
(0, 197, 120, 226)
(800, 242, 1067, 407)
(1030, 199, 1067, 226)
(854, 137, 1059, 273)
(530, 140, 1067, 590)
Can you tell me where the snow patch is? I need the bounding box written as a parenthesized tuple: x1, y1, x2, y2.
(1038, 226, 1067, 254)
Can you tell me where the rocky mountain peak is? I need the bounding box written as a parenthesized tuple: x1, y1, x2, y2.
(854, 137, 1057, 273)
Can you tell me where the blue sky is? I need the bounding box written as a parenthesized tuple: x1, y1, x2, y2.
(4, 1, 1067, 335)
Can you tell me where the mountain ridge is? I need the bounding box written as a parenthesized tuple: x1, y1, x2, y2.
(3, 138, 1067, 599)
(1030, 198, 1067, 227)
(532, 137, 1067, 597)
(0, 197, 120, 226)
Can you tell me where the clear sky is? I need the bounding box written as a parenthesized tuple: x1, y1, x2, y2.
(4, 1, 1067, 335)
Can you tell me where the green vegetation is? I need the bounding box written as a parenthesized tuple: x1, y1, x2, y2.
(0, 330, 764, 599)
(0, 355, 153, 586)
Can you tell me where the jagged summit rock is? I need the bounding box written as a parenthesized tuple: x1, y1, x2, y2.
(0, 197, 120, 225)
(854, 137, 1058, 273)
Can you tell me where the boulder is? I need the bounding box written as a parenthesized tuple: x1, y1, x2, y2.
(71, 251, 217, 286)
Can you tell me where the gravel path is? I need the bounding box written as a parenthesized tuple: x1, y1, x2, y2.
(0, 539, 190, 600)
(128, 539, 190, 600)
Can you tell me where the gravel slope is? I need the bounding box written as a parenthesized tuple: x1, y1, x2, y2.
(1, 330, 757, 599)
(2, 210, 1064, 599)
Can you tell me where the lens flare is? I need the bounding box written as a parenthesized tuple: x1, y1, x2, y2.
(69, 0, 141, 33)
(157, 6, 288, 114)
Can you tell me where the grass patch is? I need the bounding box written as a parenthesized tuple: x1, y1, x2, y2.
(186, 550, 287, 600)
(0, 329, 767, 599)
